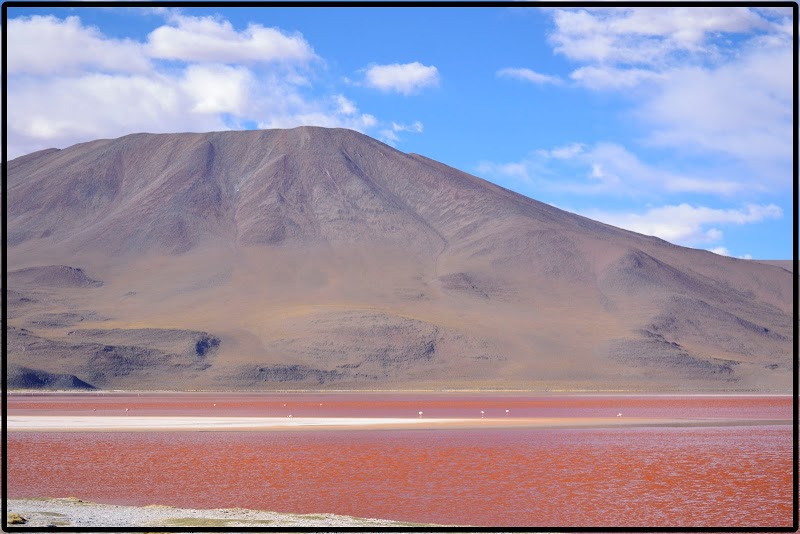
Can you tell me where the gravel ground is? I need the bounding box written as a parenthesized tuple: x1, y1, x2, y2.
(6, 497, 447, 529)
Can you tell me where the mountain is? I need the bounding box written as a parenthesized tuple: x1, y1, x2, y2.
(6, 127, 794, 391)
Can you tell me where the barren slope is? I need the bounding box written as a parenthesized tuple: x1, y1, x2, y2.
(6, 127, 794, 391)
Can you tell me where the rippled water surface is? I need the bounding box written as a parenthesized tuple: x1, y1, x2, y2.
(6, 394, 794, 527)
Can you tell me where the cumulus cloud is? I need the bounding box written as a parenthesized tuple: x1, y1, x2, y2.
(549, 7, 771, 66)
(581, 203, 783, 246)
(364, 62, 440, 95)
(147, 14, 315, 63)
(181, 64, 253, 114)
(497, 67, 562, 86)
(5, 13, 402, 159)
(9, 72, 217, 146)
(8, 15, 150, 74)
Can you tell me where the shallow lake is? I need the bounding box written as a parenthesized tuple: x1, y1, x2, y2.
(6, 393, 794, 527)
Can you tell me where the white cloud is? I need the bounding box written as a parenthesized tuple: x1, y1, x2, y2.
(550, 7, 771, 66)
(256, 92, 378, 133)
(334, 95, 357, 115)
(392, 121, 424, 133)
(570, 66, 662, 90)
(364, 62, 440, 95)
(708, 246, 730, 256)
(9, 72, 217, 146)
(536, 142, 585, 160)
(582, 203, 783, 246)
(147, 14, 315, 64)
(378, 121, 424, 145)
(8, 15, 150, 74)
(639, 44, 792, 179)
(6, 13, 401, 159)
(545, 7, 792, 189)
(181, 64, 252, 114)
(475, 160, 533, 184)
(379, 129, 400, 144)
(497, 67, 562, 86)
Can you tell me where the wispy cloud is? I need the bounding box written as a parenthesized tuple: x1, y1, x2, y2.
(546, 7, 792, 188)
(569, 66, 663, 90)
(580, 203, 782, 246)
(379, 120, 424, 144)
(497, 67, 562, 86)
(477, 141, 745, 197)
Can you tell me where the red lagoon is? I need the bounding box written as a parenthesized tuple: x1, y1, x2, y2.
(5, 392, 794, 528)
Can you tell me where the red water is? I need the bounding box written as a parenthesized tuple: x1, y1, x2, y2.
(6, 394, 794, 528)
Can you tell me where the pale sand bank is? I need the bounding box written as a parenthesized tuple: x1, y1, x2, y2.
(6, 498, 444, 528)
(8, 415, 791, 432)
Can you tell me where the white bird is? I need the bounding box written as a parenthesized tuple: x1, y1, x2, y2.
(213, 403, 216, 407)
(480, 410, 485, 418)
(505, 409, 510, 415)
(617, 413, 622, 417)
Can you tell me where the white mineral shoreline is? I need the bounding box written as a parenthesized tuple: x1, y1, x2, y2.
(6, 497, 445, 528)
(7, 415, 791, 432)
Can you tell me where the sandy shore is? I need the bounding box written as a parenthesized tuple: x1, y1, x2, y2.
(5, 497, 443, 528)
(7, 415, 790, 432)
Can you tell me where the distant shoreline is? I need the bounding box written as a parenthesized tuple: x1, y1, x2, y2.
(7, 389, 794, 395)
(5, 498, 441, 528)
(8, 415, 791, 432)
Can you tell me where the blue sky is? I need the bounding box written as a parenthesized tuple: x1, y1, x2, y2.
(6, 6, 794, 259)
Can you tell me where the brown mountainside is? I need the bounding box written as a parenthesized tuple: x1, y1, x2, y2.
(6, 127, 794, 391)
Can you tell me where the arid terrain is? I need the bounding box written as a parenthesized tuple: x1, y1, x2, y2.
(6, 127, 794, 391)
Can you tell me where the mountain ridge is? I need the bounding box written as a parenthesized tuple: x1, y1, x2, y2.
(6, 126, 793, 391)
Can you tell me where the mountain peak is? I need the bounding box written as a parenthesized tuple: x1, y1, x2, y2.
(7, 129, 793, 392)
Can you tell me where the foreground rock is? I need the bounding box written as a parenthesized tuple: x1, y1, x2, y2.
(6, 498, 443, 528)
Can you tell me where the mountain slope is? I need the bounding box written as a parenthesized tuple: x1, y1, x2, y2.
(6, 127, 794, 391)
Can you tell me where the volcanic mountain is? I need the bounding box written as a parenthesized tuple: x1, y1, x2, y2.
(6, 127, 794, 391)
